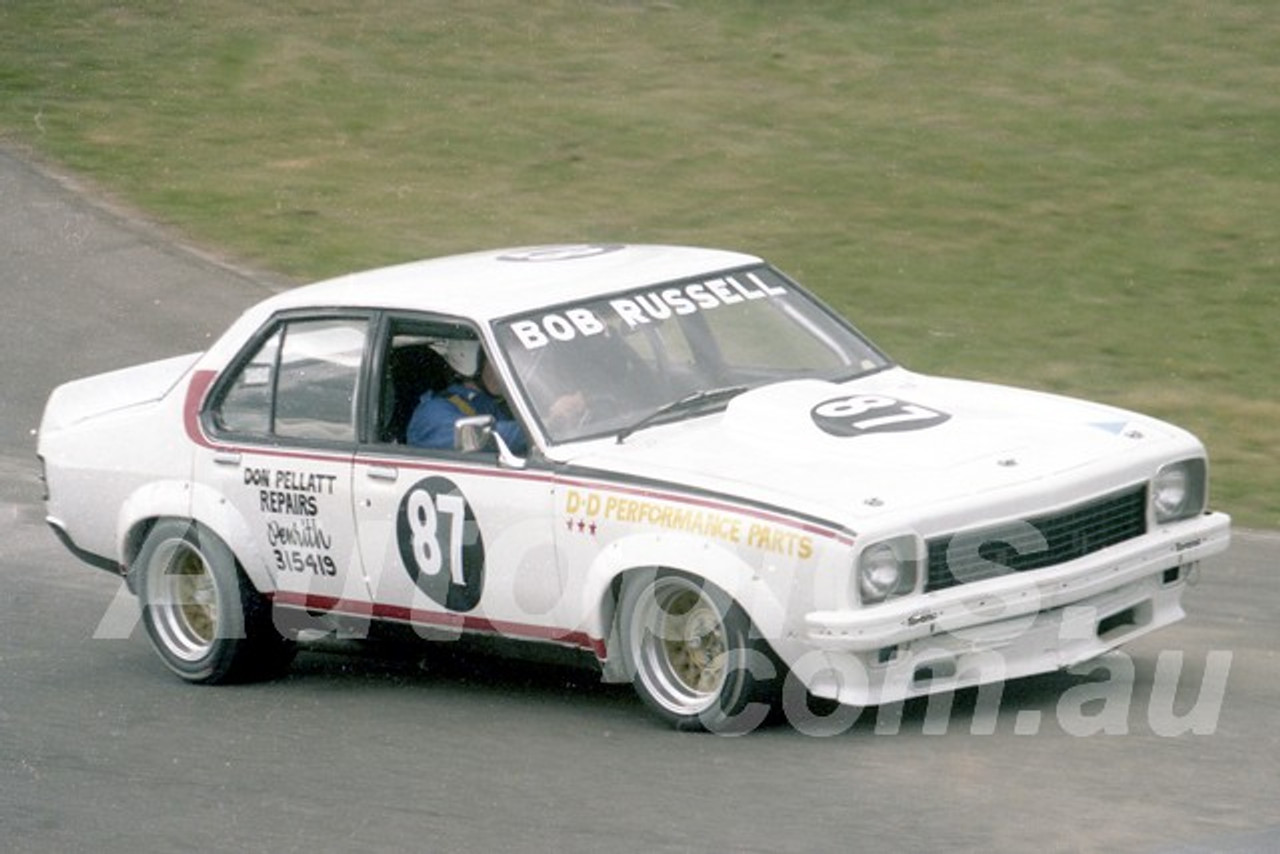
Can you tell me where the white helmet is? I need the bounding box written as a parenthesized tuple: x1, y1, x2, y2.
(438, 338, 481, 378)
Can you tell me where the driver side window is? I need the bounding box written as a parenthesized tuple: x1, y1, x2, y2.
(378, 329, 458, 445)
(373, 317, 528, 457)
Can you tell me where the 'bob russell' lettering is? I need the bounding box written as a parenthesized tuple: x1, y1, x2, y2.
(508, 272, 788, 350)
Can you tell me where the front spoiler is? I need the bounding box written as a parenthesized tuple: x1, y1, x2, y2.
(806, 567, 1191, 707)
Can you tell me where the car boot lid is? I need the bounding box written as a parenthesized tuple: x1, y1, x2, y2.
(40, 353, 202, 436)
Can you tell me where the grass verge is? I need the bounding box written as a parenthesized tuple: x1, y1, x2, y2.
(1, 0, 1275, 526)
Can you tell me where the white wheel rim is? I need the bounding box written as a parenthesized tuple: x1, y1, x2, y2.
(145, 538, 220, 663)
(629, 576, 730, 717)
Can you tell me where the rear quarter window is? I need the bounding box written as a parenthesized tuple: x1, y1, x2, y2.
(212, 317, 368, 443)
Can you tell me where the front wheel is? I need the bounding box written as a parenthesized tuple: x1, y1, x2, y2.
(134, 520, 295, 684)
(618, 569, 781, 733)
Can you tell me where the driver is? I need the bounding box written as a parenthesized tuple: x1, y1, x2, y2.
(407, 339, 529, 454)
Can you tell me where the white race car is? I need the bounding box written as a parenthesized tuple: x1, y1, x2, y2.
(39, 244, 1231, 731)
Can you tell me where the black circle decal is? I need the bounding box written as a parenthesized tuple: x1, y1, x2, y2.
(396, 476, 485, 612)
(812, 395, 950, 437)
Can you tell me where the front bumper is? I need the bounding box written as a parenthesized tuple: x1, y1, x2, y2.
(799, 510, 1230, 707)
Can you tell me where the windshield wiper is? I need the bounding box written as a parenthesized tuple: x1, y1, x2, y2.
(616, 385, 749, 444)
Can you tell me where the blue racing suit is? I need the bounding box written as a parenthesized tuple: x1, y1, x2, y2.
(406, 382, 528, 454)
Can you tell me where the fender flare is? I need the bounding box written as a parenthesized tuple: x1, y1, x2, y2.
(573, 532, 790, 681)
(187, 481, 277, 595)
(116, 479, 275, 595)
(116, 478, 192, 570)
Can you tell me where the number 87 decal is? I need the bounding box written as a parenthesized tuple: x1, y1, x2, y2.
(396, 476, 486, 612)
(811, 395, 950, 437)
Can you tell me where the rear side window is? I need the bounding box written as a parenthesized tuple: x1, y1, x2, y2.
(212, 317, 369, 443)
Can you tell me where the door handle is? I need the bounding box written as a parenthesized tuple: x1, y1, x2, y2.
(365, 465, 399, 482)
(213, 451, 242, 466)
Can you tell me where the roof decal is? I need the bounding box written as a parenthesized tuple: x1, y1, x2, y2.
(497, 244, 626, 262)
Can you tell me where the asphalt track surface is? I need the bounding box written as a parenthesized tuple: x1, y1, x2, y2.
(1, 145, 1277, 854)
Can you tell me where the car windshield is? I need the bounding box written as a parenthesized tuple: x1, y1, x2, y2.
(493, 264, 890, 444)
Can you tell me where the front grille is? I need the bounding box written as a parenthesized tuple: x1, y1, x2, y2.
(925, 486, 1148, 593)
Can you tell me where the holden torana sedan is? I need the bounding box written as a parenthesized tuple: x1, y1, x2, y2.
(38, 244, 1231, 732)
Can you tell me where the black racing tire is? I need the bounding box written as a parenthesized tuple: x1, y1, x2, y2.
(134, 519, 295, 684)
(618, 569, 781, 733)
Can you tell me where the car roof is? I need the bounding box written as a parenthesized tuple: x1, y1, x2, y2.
(260, 244, 764, 322)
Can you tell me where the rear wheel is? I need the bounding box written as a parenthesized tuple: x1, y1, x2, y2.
(619, 569, 780, 733)
(135, 520, 294, 683)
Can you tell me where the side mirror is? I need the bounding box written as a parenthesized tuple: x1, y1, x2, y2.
(454, 414, 495, 453)
(453, 415, 527, 470)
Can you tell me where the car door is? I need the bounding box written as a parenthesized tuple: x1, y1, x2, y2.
(195, 313, 374, 613)
(350, 316, 570, 646)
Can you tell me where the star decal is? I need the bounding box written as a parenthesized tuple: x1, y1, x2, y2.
(564, 517, 600, 536)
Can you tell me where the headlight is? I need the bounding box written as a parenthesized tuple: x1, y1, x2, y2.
(857, 538, 918, 605)
(1152, 458, 1207, 524)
